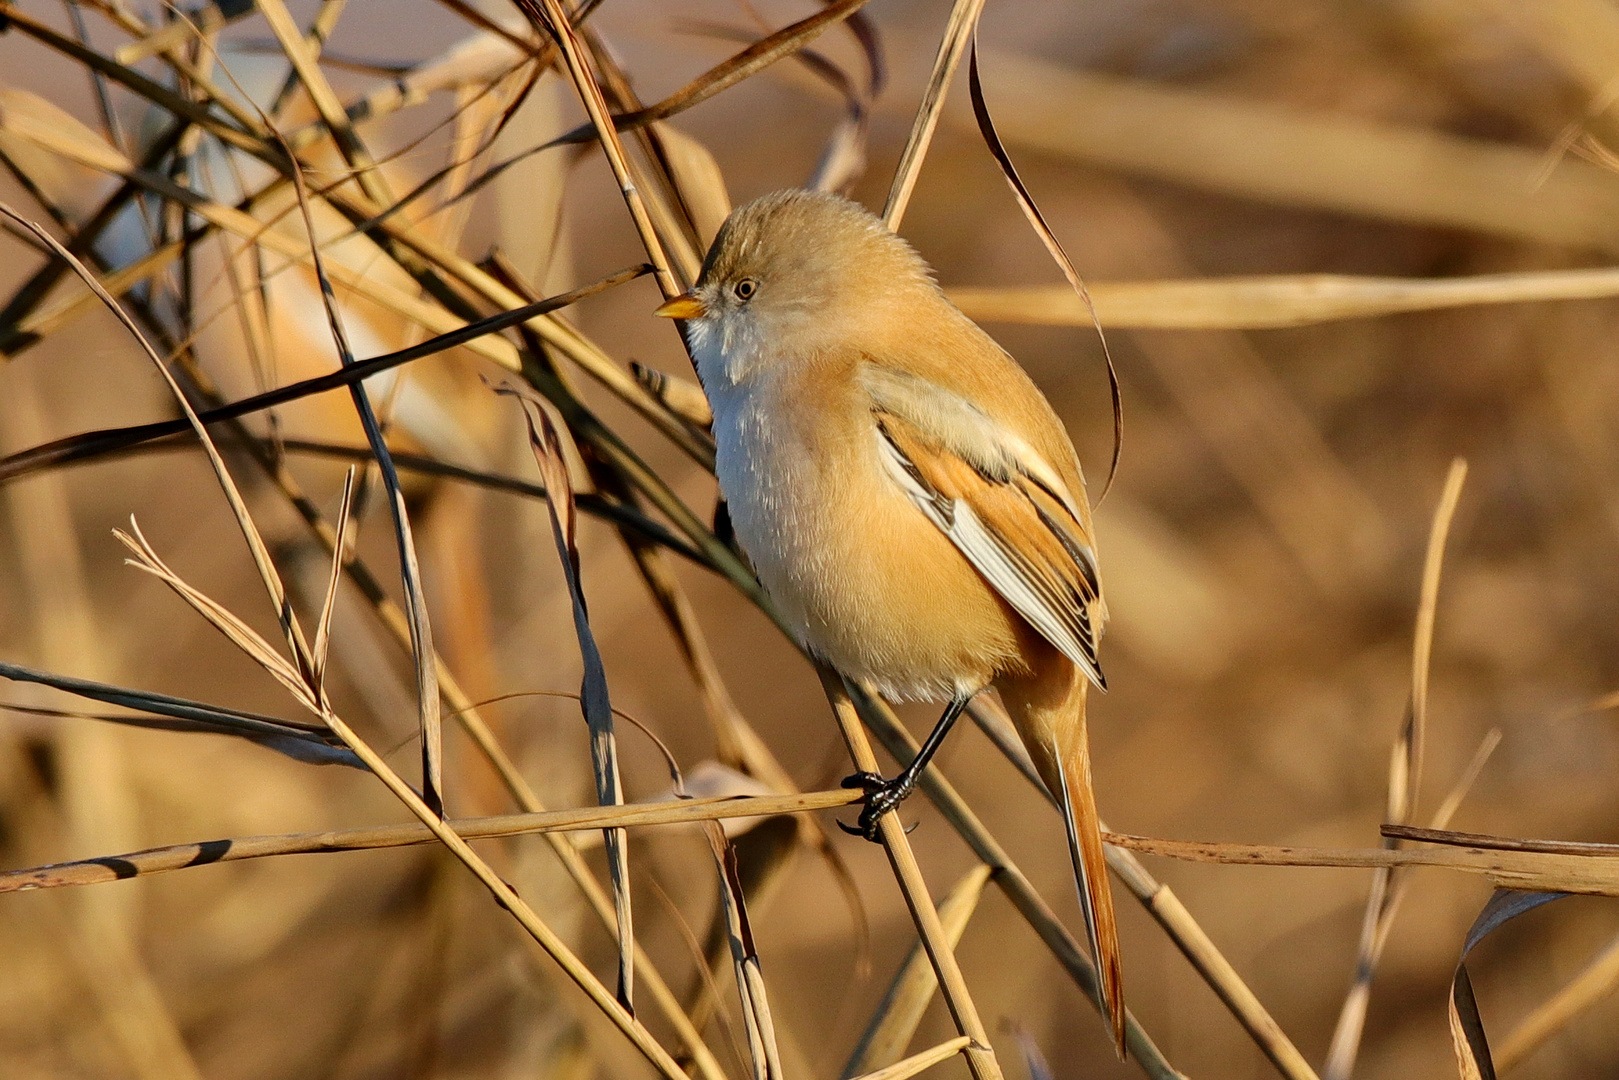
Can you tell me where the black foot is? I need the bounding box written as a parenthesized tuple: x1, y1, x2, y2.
(838, 772, 915, 841)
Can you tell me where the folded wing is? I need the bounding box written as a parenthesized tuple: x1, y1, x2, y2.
(863, 364, 1106, 690)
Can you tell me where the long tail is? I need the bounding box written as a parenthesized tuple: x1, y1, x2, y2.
(999, 664, 1125, 1055)
(1055, 699, 1125, 1054)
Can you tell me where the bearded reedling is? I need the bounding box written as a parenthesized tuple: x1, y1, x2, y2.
(656, 190, 1122, 1049)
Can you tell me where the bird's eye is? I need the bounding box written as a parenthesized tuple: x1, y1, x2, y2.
(733, 278, 759, 301)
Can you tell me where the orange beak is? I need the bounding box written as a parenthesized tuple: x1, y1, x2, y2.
(654, 292, 707, 319)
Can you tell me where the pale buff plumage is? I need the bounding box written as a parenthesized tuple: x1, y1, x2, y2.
(657, 189, 1123, 1050)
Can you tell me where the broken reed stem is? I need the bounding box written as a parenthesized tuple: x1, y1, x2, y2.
(818, 668, 1003, 1080)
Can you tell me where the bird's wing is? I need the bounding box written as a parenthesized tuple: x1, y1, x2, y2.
(863, 364, 1106, 689)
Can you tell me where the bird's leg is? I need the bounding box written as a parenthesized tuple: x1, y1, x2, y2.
(841, 692, 973, 841)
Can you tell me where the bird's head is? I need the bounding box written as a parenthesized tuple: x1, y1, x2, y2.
(656, 189, 935, 385)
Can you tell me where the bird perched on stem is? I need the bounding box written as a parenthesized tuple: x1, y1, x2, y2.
(655, 189, 1122, 1051)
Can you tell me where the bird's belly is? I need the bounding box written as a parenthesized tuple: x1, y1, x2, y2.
(714, 398, 1025, 701)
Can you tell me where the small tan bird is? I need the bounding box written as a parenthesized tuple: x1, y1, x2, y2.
(656, 189, 1122, 1048)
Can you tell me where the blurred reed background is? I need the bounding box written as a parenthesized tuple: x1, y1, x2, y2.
(3, 1, 1619, 1079)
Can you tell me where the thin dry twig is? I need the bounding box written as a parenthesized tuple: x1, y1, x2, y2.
(1324, 456, 1469, 1080)
(0, 789, 861, 894)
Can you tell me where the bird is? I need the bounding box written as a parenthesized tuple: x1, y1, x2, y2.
(654, 189, 1122, 1050)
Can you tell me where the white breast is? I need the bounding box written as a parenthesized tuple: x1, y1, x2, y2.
(705, 366, 833, 649)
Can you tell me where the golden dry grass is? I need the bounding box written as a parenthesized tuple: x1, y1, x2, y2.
(2, 2, 1619, 1079)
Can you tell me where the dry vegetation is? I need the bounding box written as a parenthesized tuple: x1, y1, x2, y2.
(4, 1, 1619, 1079)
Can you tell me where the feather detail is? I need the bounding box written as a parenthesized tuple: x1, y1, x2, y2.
(870, 388, 1106, 691)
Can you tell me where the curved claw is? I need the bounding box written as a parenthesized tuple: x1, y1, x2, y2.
(841, 771, 886, 792)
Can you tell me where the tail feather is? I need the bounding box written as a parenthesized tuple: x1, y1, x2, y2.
(1054, 717, 1125, 1056)
(998, 654, 1125, 1055)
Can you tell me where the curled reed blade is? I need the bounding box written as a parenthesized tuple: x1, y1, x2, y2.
(966, 33, 1122, 503)
(504, 386, 636, 1011)
(1449, 892, 1569, 1080)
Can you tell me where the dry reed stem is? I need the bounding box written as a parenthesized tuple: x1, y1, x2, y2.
(844, 864, 993, 1077)
(1321, 461, 1470, 1075)
(818, 669, 1004, 1080)
(1102, 833, 1619, 894)
(1325, 727, 1501, 1080)
(968, 696, 1308, 1080)
(854, 693, 1182, 1080)
(3, 204, 694, 1080)
(881, 0, 987, 230)
(945, 267, 1619, 329)
(519, 0, 678, 298)
(849, 1037, 975, 1080)
(273, 103, 446, 817)
(256, 0, 394, 207)
(1410, 459, 1470, 818)
(0, 788, 856, 891)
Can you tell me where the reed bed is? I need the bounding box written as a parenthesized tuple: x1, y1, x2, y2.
(1, 1, 1619, 1079)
